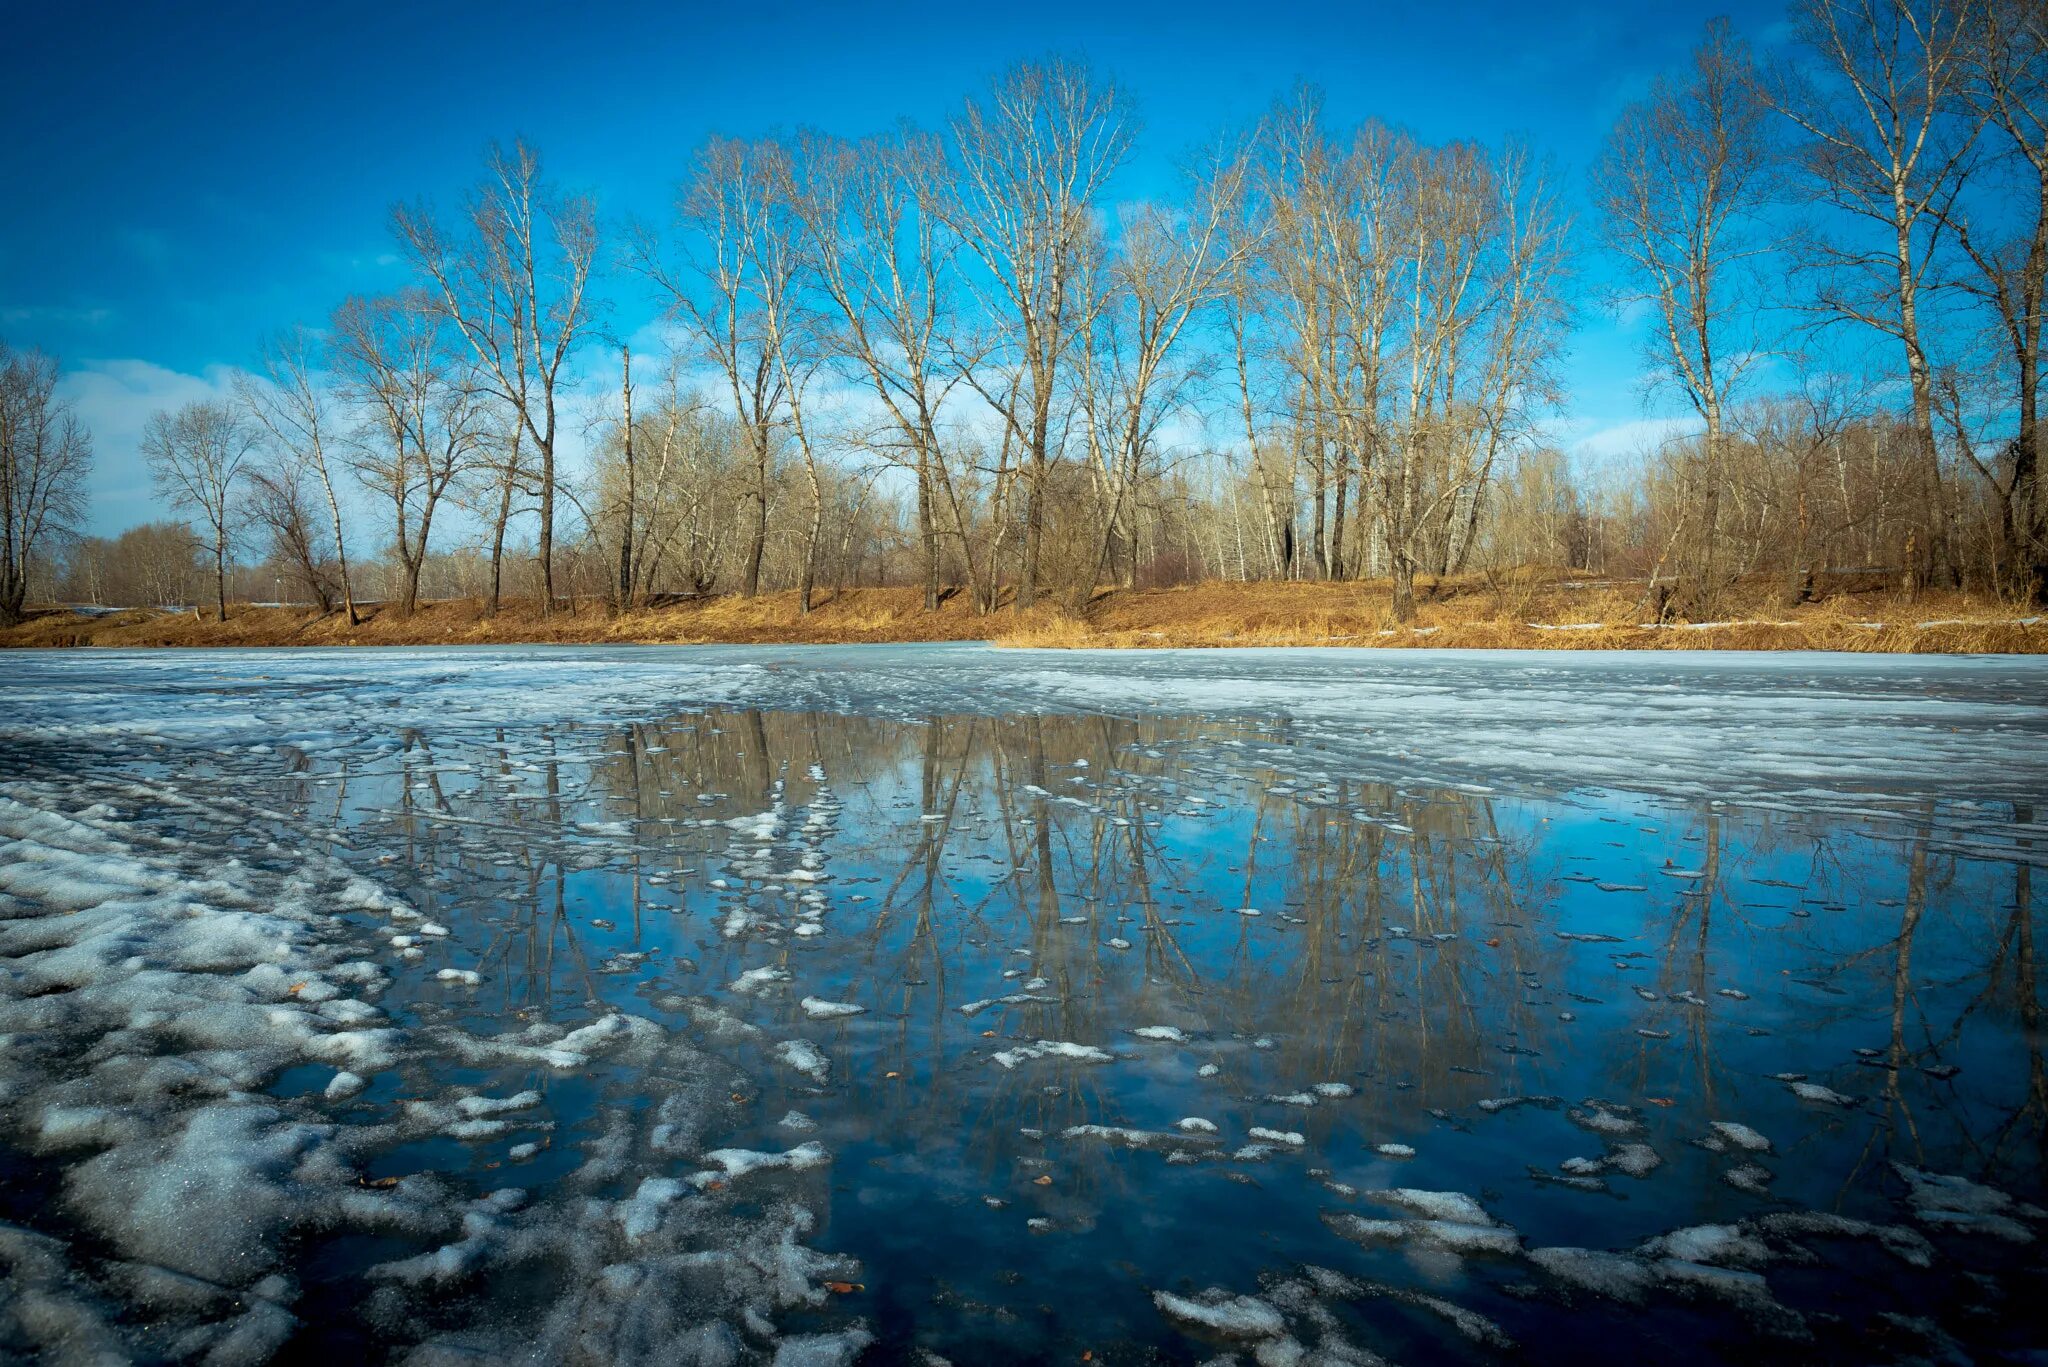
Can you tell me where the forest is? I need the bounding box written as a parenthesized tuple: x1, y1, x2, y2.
(1, 0, 2043, 636)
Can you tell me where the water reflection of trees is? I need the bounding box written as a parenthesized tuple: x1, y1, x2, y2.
(287, 702, 2044, 1197)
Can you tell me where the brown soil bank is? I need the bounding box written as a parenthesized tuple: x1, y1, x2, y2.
(3, 576, 2042, 653)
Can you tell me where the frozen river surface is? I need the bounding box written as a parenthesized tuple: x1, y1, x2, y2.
(2, 644, 2046, 1365)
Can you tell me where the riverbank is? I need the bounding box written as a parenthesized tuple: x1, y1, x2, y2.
(3, 577, 2041, 653)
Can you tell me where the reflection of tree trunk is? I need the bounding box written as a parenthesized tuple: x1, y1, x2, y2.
(1669, 809, 1720, 1110)
(2014, 805, 2044, 1167)
(625, 725, 643, 940)
(1030, 718, 1058, 928)
(742, 710, 771, 808)
(1882, 813, 1931, 1150)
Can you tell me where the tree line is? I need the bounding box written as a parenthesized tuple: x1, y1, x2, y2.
(3, 0, 2043, 628)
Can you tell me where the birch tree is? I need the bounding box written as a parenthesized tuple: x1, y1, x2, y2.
(943, 58, 1135, 609)
(393, 140, 599, 613)
(1593, 18, 1776, 612)
(1076, 142, 1252, 600)
(642, 136, 789, 598)
(331, 291, 482, 615)
(239, 328, 358, 623)
(0, 342, 92, 624)
(1950, 0, 2048, 598)
(1775, 0, 1984, 592)
(142, 399, 256, 622)
(784, 129, 969, 610)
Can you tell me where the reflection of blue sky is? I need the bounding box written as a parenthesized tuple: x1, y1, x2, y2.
(300, 699, 2036, 1359)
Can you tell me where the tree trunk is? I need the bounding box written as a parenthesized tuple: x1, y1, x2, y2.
(617, 347, 636, 614)
(1018, 418, 1044, 612)
(538, 442, 555, 615)
(799, 465, 822, 616)
(742, 433, 768, 598)
(2017, 366, 2045, 604)
(1897, 216, 1948, 594)
(314, 465, 357, 626)
(214, 542, 227, 623)
(919, 446, 938, 612)
(1391, 555, 1415, 623)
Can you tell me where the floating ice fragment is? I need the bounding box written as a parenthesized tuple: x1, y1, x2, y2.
(1710, 1121, 1772, 1153)
(1151, 1289, 1286, 1341)
(989, 1041, 1114, 1069)
(773, 1040, 831, 1084)
(1786, 1081, 1856, 1106)
(693, 1142, 829, 1187)
(731, 966, 793, 995)
(1724, 1163, 1775, 1195)
(958, 992, 1057, 1016)
(1569, 1101, 1643, 1135)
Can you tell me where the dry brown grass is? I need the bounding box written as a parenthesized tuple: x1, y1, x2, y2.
(0, 588, 1000, 651)
(990, 576, 2045, 654)
(5, 574, 2041, 653)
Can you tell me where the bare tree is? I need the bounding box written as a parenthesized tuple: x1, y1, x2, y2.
(239, 328, 359, 623)
(1948, 0, 2048, 599)
(451, 405, 538, 616)
(244, 460, 338, 610)
(1775, 0, 1985, 592)
(1593, 18, 1777, 613)
(0, 341, 92, 623)
(393, 139, 599, 613)
(943, 58, 1136, 609)
(142, 399, 257, 621)
(331, 290, 482, 615)
(641, 136, 790, 599)
(1075, 141, 1253, 601)
(784, 128, 969, 610)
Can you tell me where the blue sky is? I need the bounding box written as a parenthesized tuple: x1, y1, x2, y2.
(2, 0, 1797, 534)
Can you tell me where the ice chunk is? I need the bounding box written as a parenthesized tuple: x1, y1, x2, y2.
(989, 1041, 1114, 1068)
(773, 1039, 831, 1084)
(731, 966, 793, 995)
(1528, 1246, 1655, 1303)
(1709, 1121, 1772, 1153)
(617, 1176, 685, 1242)
(693, 1143, 830, 1187)
(1787, 1081, 1856, 1106)
(1152, 1288, 1286, 1341)
(1638, 1224, 1775, 1268)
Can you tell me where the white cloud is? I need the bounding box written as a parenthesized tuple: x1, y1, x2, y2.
(58, 358, 248, 535)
